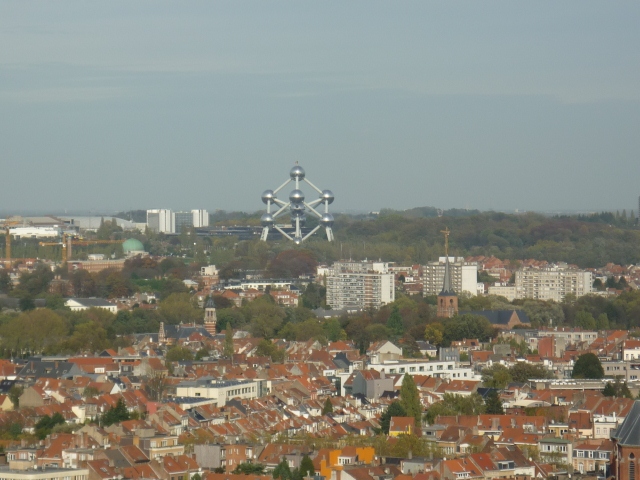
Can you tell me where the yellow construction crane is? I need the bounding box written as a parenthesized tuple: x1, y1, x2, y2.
(39, 234, 125, 262)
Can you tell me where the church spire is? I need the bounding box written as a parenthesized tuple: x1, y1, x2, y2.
(437, 227, 458, 318)
(440, 227, 454, 295)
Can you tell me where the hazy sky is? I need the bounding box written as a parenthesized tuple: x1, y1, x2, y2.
(2, 1, 639, 215)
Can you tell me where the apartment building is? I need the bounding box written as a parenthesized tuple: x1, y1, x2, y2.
(326, 271, 394, 310)
(175, 378, 262, 407)
(423, 257, 478, 296)
(515, 264, 592, 301)
(146, 209, 175, 234)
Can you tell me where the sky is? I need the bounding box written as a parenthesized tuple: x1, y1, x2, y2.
(1, 1, 639, 215)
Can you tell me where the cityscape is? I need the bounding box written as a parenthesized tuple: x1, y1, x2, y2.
(2, 3, 640, 480)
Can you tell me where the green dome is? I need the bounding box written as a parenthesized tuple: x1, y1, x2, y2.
(122, 238, 145, 253)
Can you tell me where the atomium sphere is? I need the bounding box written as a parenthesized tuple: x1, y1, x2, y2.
(294, 236, 302, 245)
(320, 190, 334, 204)
(289, 189, 305, 203)
(261, 190, 276, 204)
(261, 213, 275, 227)
(290, 165, 305, 180)
(320, 213, 334, 227)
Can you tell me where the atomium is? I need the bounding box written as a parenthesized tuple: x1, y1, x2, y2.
(260, 164, 335, 243)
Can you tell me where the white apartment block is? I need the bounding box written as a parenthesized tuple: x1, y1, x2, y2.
(538, 329, 598, 345)
(331, 261, 390, 274)
(622, 340, 640, 361)
(487, 283, 517, 301)
(192, 209, 209, 228)
(326, 271, 394, 310)
(175, 378, 260, 407)
(368, 359, 478, 381)
(422, 257, 478, 296)
(515, 264, 592, 301)
(146, 209, 175, 234)
(240, 280, 293, 291)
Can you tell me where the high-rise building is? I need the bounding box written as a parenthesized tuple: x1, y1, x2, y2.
(146, 209, 175, 234)
(174, 211, 193, 233)
(326, 261, 394, 310)
(192, 209, 209, 228)
(422, 257, 478, 296)
(515, 264, 592, 301)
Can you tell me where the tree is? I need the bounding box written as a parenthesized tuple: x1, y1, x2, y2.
(299, 455, 315, 478)
(602, 379, 633, 398)
(379, 401, 406, 434)
(602, 382, 616, 397)
(273, 459, 292, 480)
(386, 305, 404, 337)
(482, 364, 513, 389)
(35, 413, 65, 439)
(399, 373, 422, 428)
(484, 389, 504, 415)
(8, 385, 22, 409)
(65, 321, 109, 353)
(102, 398, 130, 426)
(0, 270, 12, 294)
(19, 296, 35, 311)
(233, 463, 266, 475)
(145, 371, 169, 401)
(322, 397, 333, 415)
(572, 353, 604, 379)
(509, 362, 554, 383)
(165, 346, 194, 366)
(83, 386, 100, 399)
(574, 311, 596, 330)
(255, 339, 285, 363)
(224, 322, 234, 358)
(0, 309, 68, 355)
(195, 348, 210, 360)
(424, 393, 484, 425)
(267, 250, 318, 278)
(159, 293, 201, 325)
(424, 323, 444, 346)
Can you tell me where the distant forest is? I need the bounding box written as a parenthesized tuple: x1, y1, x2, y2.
(112, 207, 640, 268)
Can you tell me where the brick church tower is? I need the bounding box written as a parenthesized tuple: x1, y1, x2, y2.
(437, 227, 458, 318)
(612, 400, 640, 480)
(204, 295, 217, 336)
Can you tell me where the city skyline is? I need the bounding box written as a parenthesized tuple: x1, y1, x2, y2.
(2, 2, 639, 213)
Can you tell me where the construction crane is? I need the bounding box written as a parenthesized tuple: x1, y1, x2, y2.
(39, 234, 125, 262)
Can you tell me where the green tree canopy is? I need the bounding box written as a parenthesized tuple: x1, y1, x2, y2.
(399, 373, 422, 428)
(482, 364, 513, 389)
(424, 393, 484, 425)
(159, 293, 202, 325)
(379, 401, 406, 435)
(322, 397, 334, 415)
(102, 398, 130, 426)
(509, 362, 554, 383)
(572, 353, 604, 379)
(484, 389, 504, 415)
(233, 463, 266, 475)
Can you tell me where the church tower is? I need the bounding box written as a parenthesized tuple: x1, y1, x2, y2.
(204, 295, 217, 336)
(437, 227, 458, 318)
